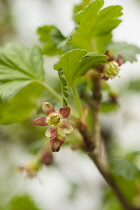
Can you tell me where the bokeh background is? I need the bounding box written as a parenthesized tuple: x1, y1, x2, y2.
(0, 0, 140, 210)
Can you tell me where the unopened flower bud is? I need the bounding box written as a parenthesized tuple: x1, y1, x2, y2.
(109, 92, 119, 104)
(50, 128, 65, 152)
(41, 150, 53, 165)
(50, 137, 65, 152)
(116, 55, 123, 66)
(105, 50, 114, 62)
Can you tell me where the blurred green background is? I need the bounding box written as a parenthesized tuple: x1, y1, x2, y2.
(0, 0, 140, 210)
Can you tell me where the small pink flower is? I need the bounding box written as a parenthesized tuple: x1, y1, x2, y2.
(33, 102, 73, 151)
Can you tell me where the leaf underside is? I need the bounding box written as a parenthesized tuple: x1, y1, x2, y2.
(107, 42, 140, 62)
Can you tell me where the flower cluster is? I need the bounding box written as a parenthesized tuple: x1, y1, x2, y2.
(33, 102, 73, 152)
(17, 160, 40, 178)
(102, 50, 123, 79)
(17, 147, 53, 178)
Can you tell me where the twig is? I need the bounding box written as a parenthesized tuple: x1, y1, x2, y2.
(77, 72, 140, 210)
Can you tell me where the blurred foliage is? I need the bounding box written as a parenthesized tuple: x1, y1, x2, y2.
(101, 175, 138, 210)
(102, 152, 140, 210)
(28, 139, 46, 155)
(101, 177, 136, 210)
(107, 42, 140, 63)
(0, 82, 43, 124)
(68, 183, 79, 200)
(0, 0, 14, 43)
(0, 119, 46, 145)
(127, 79, 140, 92)
(37, 25, 70, 56)
(126, 151, 140, 162)
(109, 157, 140, 180)
(101, 102, 119, 113)
(101, 151, 140, 209)
(1, 194, 42, 210)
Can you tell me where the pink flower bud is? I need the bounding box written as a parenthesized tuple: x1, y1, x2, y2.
(50, 137, 65, 152)
(41, 150, 53, 165)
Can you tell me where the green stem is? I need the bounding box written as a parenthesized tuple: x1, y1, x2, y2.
(72, 85, 82, 118)
(37, 81, 62, 102)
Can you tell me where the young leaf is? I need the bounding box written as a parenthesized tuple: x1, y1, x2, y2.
(54, 49, 87, 85)
(0, 42, 44, 101)
(69, 0, 123, 53)
(54, 49, 107, 85)
(109, 157, 140, 180)
(107, 42, 140, 62)
(0, 83, 43, 124)
(79, 53, 107, 75)
(37, 25, 72, 56)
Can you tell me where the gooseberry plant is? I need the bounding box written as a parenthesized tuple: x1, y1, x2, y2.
(1, 0, 140, 209)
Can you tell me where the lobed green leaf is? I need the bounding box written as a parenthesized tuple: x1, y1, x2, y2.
(79, 54, 107, 75)
(54, 49, 87, 85)
(73, 0, 92, 16)
(69, 0, 123, 53)
(37, 25, 72, 56)
(0, 42, 44, 101)
(54, 49, 107, 85)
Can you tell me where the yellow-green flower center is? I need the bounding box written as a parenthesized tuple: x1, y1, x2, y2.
(104, 61, 120, 79)
(48, 113, 63, 127)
